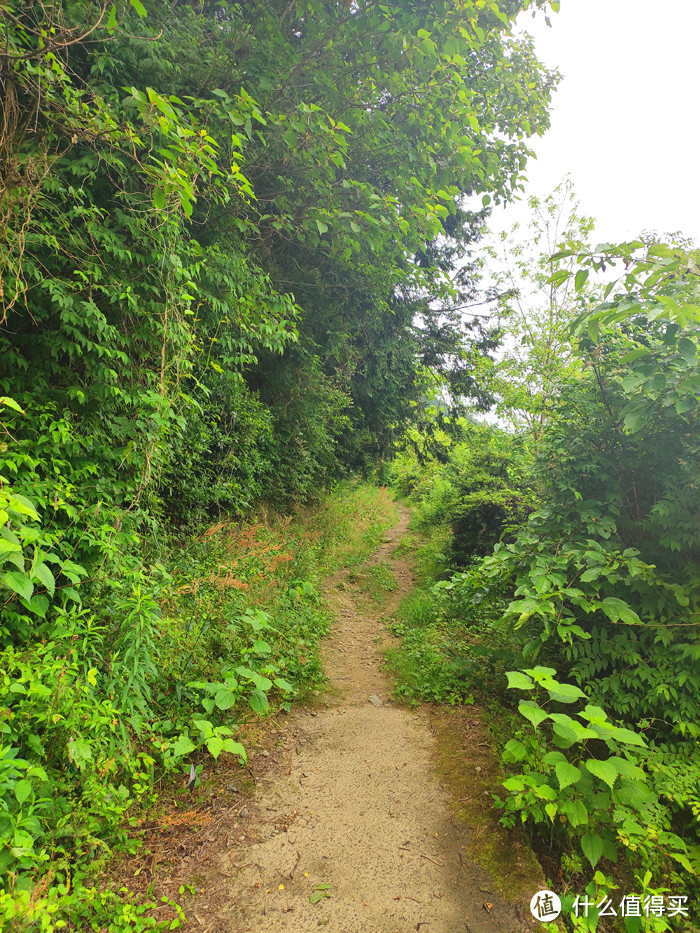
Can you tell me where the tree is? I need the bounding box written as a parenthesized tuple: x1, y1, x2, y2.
(483, 178, 596, 437)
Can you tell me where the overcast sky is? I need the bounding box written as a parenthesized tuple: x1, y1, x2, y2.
(489, 0, 700, 246)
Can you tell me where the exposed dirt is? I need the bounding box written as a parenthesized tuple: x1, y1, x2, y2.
(140, 504, 541, 932)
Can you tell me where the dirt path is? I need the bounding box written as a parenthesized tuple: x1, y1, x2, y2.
(191, 505, 536, 933)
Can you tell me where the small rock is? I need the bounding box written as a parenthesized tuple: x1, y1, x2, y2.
(226, 784, 240, 793)
(238, 835, 245, 841)
(262, 750, 270, 757)
(240, 807, 249, 817)
(368, 694, 383, 707)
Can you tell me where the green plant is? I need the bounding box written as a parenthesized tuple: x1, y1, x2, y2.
(498, 669, 695, 903)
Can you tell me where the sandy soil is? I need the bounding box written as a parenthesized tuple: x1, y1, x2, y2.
(178, 505, 538, 933)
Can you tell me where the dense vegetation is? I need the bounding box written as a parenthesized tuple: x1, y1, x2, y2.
(390, 227, 700, 929)
(0, 0, 559, 928)
(2, 1, 698, 930)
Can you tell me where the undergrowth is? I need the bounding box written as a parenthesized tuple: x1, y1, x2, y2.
(0, 481, 394, 931)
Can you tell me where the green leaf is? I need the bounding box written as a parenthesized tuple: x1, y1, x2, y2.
(172, 736, 196, 758)
(586, 758, 618, 789)
(581, 831, 605, 867)
(561, 798, 588, 827)
(310, 885, 332, 904)
(221, 739, 247, 761)
(32, 563, 55, 597)
(555, 761, 582, 790)
(274, 677, 294, 693)
(601, 597, 640, 625)
(249, 690, 269, 716)
(518, 701, 548, 728)
(608, 726, 647, 748)
(214, 687, 237, 711)
(129, 0, 147, 17)
(502, 739, 528, 762)
(0, 397, 25, 414)
(677, 336, 698, 363)
(21, 594, 49, 618)
(506, 671, 534, 690)
(623, 407, 650, 434)
(3, 571, 33, 601)
(545, 682, 587, 704)
(206, 736, 224, 759)
(8, 494, 39, 520)
(315, 219, 328, 234)
(574, 269, 589, 292)
(154, 187, 166, 210)
(14, 779, 32, 805)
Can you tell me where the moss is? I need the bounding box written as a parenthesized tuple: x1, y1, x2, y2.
(429, 704, 544, 901)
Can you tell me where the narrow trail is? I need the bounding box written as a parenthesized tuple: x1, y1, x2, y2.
(196, 505, 536, 933)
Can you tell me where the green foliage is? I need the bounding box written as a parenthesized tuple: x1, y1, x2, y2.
(389, 234, 700, 921)
(499, 669, 694, 876)
(391, 419, 538, 565)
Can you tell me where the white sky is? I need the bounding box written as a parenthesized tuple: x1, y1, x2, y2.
(489, 0, 700, 246)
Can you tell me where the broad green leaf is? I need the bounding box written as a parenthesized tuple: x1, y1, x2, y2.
(623, 407, 650, 434)
(601, 597, 640, 625)
(586, 758, 618, 789)
(206, 736, 224, 759)
(154, 187, 166, 210)
(610, 758, 646, 780)
(129, 0, 147, 17)
(274, 677, 294, 693)
(172, 736, 196, 758)
(518, 701, 548, 728)
(32, 562, 55, 597)
(221, 739, 247, 761)
(545, 682, 587, 704)
(581, 831, 605, 867)
(574, 269, 589, 292)
(3, 571, 33, 601)
(214, 687, 237, 711)
(502, 739, 528, 762)
(608, 726, 647, 747)
(21, 594, 49, 618)
(506, 671, 534, 690)
(677, 336, 698, 363)
(555, 761, 582, 790)
(7, 494, 39, 520)
(249, 690, 269, 716)
(561, 798, 588, 827)
(545, 802, 558, 821)
(192, 719, 215, 736)
(14, 779, 32, 805)
(315, 219, 328, 234)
